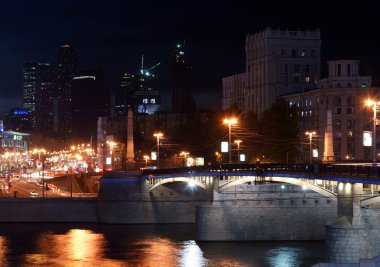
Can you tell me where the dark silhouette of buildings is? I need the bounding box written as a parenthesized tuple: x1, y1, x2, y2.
(171, 43, 196, 114)
(114, 55, 161, 116)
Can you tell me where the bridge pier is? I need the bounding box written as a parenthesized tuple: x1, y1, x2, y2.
(326, 182, 380, 263)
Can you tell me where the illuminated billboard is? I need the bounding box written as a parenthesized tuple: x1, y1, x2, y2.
(221, 142, 228, 152)
(363, 131, 372, 147)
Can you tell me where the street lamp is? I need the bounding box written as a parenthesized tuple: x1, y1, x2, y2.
(366, 99, 380, 167)
(223, 118, 237, 163)
(153, 132, 163, 168)
(180, 151, 189, 167)
(143, 155, 149, 167)
(234, 139, 242, 163)
(305, 131, 316, 164)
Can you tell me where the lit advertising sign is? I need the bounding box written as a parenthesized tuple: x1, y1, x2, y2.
(363, 131, 372, 147)
(240, 154, 246, 162)
(13, 135, 23, 141)
(151, 151, 157, 160)
(13, 110, 28, 115)
(312, 149, 318, 158)
(221, 142, 228, 153)
(195, 157, 204, 166)
(106, 157, 112, 165)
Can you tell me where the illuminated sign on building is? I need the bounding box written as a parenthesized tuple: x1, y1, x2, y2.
(13, 135, 23, 141)
(13, 110, 28, 115)
(151, 151, 157, 160)
(240, 154, 246, 162)
(363, 131, 372, 146)
(221, 142, 228, 152)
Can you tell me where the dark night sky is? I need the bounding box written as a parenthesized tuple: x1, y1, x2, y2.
(1, 1, 380, 112)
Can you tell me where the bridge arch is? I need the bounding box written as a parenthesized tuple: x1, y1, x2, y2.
(219, 176, 337, 200)
(149, 177, 207, 192)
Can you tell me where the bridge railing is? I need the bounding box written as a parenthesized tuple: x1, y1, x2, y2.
(141, 163, 380, 180)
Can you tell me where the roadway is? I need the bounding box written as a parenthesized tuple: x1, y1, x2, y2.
(0, 177, 69, 198)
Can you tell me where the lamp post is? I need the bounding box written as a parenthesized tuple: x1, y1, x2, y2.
(234, 140, 242, 163)
(153, 132, 163, 168)
(223, 118, 237, 163)
(305, 131, 316, 164)
(143, 155, 149, 167)
(366, 99, 380, 167)
(180, 151, 189, 167)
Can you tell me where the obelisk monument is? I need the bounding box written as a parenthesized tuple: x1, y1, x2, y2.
(323, 110, 335, 163)
(126, 107, 135, 164)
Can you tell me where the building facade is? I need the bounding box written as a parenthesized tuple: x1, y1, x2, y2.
(222, 73, 246, 112)
(283, 60, 379, 162)
(223, 27, 321, 117)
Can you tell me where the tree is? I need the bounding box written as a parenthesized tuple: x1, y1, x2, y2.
(255, 98, 299, 163)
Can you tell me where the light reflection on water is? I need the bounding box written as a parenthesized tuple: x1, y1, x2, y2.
(0, 224, 324, 266)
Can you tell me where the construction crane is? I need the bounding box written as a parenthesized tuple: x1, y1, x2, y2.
(140, 54, 160, 76)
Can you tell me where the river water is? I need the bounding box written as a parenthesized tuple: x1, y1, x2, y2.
(0, 223, 325, 266)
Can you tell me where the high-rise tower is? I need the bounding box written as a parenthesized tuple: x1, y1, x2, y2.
(114, 73, 135, 116)
(22, 61, 37, 129)
(22, 61, 54, 133)
(171, 43, 195, 114)
(72, 67, 108, 144)
(57, 44, 76, 137)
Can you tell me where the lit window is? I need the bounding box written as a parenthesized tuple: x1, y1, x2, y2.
(150, 99, 155, 104)
(143, 99, 148, 104)
(305, 76, 310, 83)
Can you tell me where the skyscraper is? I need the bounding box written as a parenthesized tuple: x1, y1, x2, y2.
(22, 61, 54, 133)
(171, 43, 195, 114)
(114, 73, 135, 116)
(22, 61, 37, 128)
(35, 63, 54, 133)
(72, 67, 108, 144)
(57, 44, 76, 137)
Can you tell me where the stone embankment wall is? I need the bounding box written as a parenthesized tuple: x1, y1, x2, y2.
(0, 198, 98, 222)
(196, 198, 337, 241)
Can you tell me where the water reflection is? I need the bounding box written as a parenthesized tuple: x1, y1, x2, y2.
(0, 236, 9, 266)
(179, 240, 207, 267)
(0, 224, 325, 266)
(266, 247, 303, 267)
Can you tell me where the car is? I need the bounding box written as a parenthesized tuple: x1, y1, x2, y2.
(30, 190, 39, 196)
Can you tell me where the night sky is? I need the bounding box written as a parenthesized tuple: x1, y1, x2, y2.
(1, 1, 380, 112)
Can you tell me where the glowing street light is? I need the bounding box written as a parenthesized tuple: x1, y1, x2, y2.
(223, 118, 237, 163)
(143, 155, 149, 167)
(153, 132, 163, 168)
(234, 140, 242, 163)
(305, 131, 316, 164)
(366, 99, 380, 167)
